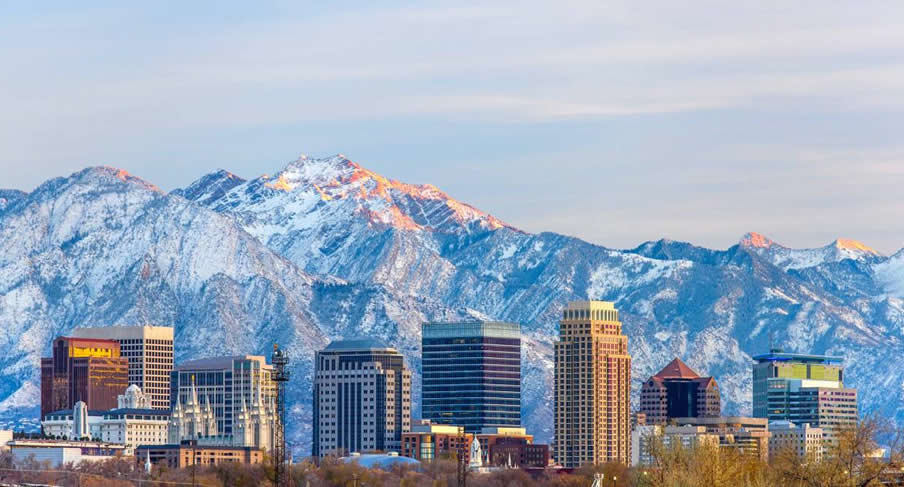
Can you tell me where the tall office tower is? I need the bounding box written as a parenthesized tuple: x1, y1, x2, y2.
(171, 355, 277, 448)
(71, 326, 174, 410)
(554, 301, 631, 467)
(639, 357, 721, 425)
(312, 339, 412, 457)
(752, 350, 858, 440)
(40, 337, 130, 418)
(421, 321, 521, 433)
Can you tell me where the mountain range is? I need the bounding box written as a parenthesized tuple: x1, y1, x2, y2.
(1, 154, 903, 454)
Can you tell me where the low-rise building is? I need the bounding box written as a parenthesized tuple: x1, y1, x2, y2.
(42, 386, 170, 454)
(9, 440, 126, 466)
(136, 442, 264, 469)
(673, 417, 771, 461)
(631, 425, 720, 466)
(476, 427, 549, 468)
(401, 423, 473, 463)
(769, 421, 824, 462)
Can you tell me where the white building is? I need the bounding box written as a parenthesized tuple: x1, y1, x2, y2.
(9, 440, 126, 466)
(769, 421, 824, 462)
(42, 386, 169, 454)
(631, 425, 719, 466)
(168, 375, 219, 443)
(71, 325, 174, 410)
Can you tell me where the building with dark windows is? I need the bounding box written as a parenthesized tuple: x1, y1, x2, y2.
(752, 349, 857, 441)
(41, 337, 130, 418)
(312, 339, 412, 457)
(421, 321, 521, 434)
(170, 355, 276, 441)
(71, 326, 174, 410)
(639, 357, 721, 425)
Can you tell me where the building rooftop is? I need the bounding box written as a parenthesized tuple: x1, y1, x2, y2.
(71, 325, 174, 340)
(105, 408, 171, 416)
(175, 355, 270, 370)
(322, 338, 397, 352)
(9, 440, 125, 449)
(752, 351, 843, 364)
(56, 336, 120, 345)
(422, 321, 520, 339)
(653, 358, 701, 380)
(136, 444, 262, 451)
(44, 409, 107, 418)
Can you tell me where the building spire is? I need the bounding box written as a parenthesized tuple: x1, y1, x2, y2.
(190, 374, 198, 407)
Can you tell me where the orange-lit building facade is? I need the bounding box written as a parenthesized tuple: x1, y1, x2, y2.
(554, 301, 631, 467)
(401, 424, 473, 463)
(41, 337, 129, 418)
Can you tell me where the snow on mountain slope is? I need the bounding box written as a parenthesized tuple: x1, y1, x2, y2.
(740, 231, 883, 270)
(178, 155, 904, 448)
(3, 156, 904, 455)
(0, 166, 476, 451)
(876, 250, 904, 298)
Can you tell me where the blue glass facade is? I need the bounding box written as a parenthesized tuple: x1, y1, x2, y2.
(421, 321, 521, 434)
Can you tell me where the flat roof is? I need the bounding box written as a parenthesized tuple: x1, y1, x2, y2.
(56, 336, 120, 345)
(136, 444, 262, 451)
(752, 352, 843, 364)
(323, 338, 397, 353)
(423, 321, 520, 340)
(71, 325, 174, 340)
(175, 355, 271, 370)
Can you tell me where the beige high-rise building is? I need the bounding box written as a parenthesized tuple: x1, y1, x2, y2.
(71, 326, 174, 410)
(554, 301, 631, 467)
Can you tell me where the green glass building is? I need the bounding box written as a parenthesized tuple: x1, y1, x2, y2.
(752, 350, 857, 438)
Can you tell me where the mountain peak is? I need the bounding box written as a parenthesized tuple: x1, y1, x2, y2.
(739, 232, 779, 249)
(69, 166, 163, 194)
(256, 153, 512, 232)
(833, 238, 880, 255)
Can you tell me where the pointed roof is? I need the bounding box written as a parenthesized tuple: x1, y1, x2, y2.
(653, 358, 700, 380)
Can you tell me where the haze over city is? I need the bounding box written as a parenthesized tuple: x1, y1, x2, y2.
(2, 1, 903, 253)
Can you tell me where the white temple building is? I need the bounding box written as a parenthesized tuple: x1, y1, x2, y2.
(167, 368, 276, 452)
(168, 375, 218, 443)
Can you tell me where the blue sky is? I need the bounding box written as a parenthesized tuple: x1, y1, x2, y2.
(2, 1, 903, 252)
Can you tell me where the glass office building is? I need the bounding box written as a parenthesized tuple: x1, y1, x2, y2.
(752, 350, 857, 439)
(422, 321, 521, 433)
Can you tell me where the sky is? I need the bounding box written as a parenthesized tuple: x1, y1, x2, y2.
(2, 1, 903, 253)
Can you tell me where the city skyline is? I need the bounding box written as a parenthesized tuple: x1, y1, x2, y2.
(2, 2, 903, 253)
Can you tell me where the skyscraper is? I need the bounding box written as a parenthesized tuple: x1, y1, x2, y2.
(640, 357, 720, 425)
(554, 301, 631, 467)
(70, 326, 174, 410)
(41, 337, 130, 418)
(421, 321, 521, 433)
(752, 350, 858, 440)
(312, 339, 412, 457)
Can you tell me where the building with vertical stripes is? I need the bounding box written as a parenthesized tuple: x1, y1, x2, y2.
(554, 301, 631, 467)
(421, 321, 521, 434)
(71, 326, 174, 410)
(312, 339, 412, 457)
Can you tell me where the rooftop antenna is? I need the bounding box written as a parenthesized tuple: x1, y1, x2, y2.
(271, 344, 290, 487)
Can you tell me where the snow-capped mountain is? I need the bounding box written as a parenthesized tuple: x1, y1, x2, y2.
(2, 154, 904, 455)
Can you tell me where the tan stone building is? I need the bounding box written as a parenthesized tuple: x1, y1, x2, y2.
(136, 443, 264, 468)
(554, 300, 631, 467)
(71, 326, 174, 410)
